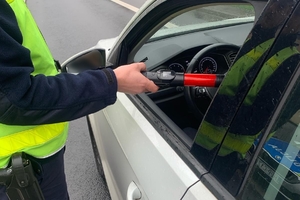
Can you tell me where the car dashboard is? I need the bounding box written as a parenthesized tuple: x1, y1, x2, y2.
(155, 47, 236, 74)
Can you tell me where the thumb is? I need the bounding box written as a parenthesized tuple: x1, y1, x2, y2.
(145, 80, 159, 93)
(136, 62, 147, 71)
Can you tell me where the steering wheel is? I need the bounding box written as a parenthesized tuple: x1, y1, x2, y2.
(184, 43, 240, 120)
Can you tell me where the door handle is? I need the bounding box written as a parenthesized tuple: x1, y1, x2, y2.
(127, 181, 142, 200)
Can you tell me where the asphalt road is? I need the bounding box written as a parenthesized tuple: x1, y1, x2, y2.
(27, 0, 145, 199)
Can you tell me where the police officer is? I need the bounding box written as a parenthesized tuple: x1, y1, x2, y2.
(0, 0, 158, 199)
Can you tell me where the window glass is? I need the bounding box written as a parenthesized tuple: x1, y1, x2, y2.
(241, 78, 300, 200)
(191, 0, 300, 196)
(150, 4, 254, 41)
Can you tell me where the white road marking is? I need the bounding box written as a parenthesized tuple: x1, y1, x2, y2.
(111, 0, 139, 12)
(111, 0, 178, 28)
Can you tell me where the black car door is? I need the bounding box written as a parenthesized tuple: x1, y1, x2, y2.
(189, 0, 300, 199)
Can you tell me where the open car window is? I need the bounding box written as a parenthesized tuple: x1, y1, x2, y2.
(130, 3, 260, 159)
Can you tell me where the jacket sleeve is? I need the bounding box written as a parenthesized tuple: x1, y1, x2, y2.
(0, 1, 117, 125)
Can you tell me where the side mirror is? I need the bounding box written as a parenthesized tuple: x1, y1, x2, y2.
(61, 48, 106, 73)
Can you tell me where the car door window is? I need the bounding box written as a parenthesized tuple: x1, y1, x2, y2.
(241, 76, 300, 200)
(238, 4, 300, 199)
(191, 0, 300, 197)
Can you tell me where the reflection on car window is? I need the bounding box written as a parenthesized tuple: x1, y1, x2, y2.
(150, 4, 254, 41)
(190, 0, 300, 197)
(241, 78, 300, 200)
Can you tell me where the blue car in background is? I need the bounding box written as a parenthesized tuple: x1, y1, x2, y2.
(253, 113, 300, 199)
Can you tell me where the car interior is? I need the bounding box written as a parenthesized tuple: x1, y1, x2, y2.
(133, 2, 266, 146)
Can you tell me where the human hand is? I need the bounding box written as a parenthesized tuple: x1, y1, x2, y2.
(114, 62, 158, 94)
(113, 63, 159, 94)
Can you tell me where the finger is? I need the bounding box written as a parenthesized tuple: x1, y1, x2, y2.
(146, 80, 159, 93)
(137, 62, 146, 71)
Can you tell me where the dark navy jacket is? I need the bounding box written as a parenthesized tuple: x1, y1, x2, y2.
(0, 1, 117, 125)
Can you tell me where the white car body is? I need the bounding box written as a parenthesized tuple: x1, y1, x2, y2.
(85, 2, 219, 199)
(88, 92, 215, 199)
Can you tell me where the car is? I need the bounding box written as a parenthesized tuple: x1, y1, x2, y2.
(62, 0, 300, 199)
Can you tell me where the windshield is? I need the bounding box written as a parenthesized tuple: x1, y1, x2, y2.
(150, 4, 255, 41)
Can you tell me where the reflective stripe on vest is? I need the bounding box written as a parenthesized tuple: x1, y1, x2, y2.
(0, 0, 69, 168)
(0, 123, 69, 167)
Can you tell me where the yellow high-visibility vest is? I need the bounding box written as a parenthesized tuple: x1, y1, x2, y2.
(0, 0, 69, 168)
